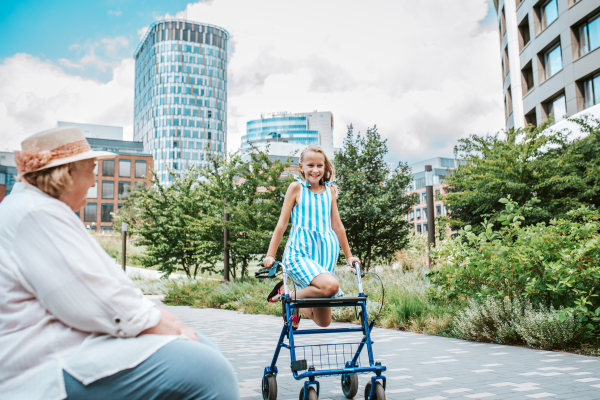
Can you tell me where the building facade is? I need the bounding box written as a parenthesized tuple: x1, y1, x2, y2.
(57, 121, 123, 140)
(496, 0, 600, 130)
(78, 141, 153, 231)
(406, 157, 461, 234)
(133, 19, 229, 184)
(0, 152, 17, 203)
(242, 111, 334, 154)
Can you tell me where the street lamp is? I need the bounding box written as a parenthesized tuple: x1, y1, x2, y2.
(425, 165, 435, 267)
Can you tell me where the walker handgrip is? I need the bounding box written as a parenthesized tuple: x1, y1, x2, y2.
(353, 261, 365, 295)
(255, 262, 281, 279)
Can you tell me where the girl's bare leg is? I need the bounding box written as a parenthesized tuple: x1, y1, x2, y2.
(287, 273, 339, 328)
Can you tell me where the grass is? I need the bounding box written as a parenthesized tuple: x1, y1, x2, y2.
(92, 232, 147, 267)
(159, 266, 456, 335)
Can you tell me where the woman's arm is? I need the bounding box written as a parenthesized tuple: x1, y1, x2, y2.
(331, 197, 360, 266)
(263, 182, 300, 268)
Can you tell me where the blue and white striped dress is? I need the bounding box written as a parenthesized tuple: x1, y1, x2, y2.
(283, 176, 343, 296)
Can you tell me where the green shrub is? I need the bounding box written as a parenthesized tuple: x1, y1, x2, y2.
(453, 296, 584, 350)
(431, 198, 600, 334)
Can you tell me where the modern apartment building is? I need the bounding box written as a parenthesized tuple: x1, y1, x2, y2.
(241, 111, 337, 160)
(496, 0, 600, 130)
(133, 19, 229, 184)
(406, 157, 462, 234)
(56, 122, 153, 230)
(0, 152, 17, 203)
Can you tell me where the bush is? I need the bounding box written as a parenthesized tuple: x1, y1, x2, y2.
(453, 296, 584, 350)
(431, 198, 600, 334)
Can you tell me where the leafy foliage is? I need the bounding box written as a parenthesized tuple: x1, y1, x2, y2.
(442, 118, 600, 233)
(431, 198, 600, 334)
(335, 125, 416, 269)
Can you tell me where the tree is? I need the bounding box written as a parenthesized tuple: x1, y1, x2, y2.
(194, 145, 295, 277)
(114, 167, 215, 278)
(442, 118, 600, 233)
(335, 125, 416, 270)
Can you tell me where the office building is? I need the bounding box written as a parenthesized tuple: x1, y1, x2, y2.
(406, 157, 462, 235)
(496, 0, 600, 130)
(133, 19, 229, 184)
(0, 152, 17, 203)
(57, 122, 153, 230)
(242, 111, 333, 153)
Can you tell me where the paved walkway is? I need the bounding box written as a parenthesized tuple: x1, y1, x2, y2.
(152, 299, 600, 400)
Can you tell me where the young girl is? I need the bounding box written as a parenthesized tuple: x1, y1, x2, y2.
(263, 145, 360, 329)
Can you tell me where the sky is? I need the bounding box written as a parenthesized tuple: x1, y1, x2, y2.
(0, 0, 504, 166)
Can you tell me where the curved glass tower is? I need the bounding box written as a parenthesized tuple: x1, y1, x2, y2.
(242, 116, 319, 153)
(133, 19, 228, 183)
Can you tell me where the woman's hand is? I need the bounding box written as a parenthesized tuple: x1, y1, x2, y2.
(263, 256, 275, 269)
(140, 308, 199, 342)
(347, 257, 361, 268)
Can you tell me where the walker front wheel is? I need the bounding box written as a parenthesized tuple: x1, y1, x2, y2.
(341, 374, 358, 398)
(364, 381, 385, 400)
(299, 386, 318, 400)
(262, 374, 277, 400)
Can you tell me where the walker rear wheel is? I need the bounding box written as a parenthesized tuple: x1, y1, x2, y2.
(364, 381, 385, 400)
(341, 374, 358, 398)
(262, 374, 277, 400)
(299, 386, 318, 400)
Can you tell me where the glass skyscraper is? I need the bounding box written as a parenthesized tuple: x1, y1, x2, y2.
(133, 19, 229, 183)
(241, 111, 333, 154)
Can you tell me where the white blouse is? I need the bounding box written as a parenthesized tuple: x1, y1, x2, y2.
(0, 183, 178, 400)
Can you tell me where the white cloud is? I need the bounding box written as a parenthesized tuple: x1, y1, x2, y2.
(0, 54, 134, 151)
(173, 0, 505, 164)
(137, 26, 149, 40)
(108, 9, 122, 16)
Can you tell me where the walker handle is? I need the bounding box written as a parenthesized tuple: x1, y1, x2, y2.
(353, 261, 365, 296)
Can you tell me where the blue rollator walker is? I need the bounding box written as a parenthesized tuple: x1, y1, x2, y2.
(255, 261, 387, 400)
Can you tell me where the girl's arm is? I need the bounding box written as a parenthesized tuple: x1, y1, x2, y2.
(330, 196, 360, 267)
(263, 182, 301, 268)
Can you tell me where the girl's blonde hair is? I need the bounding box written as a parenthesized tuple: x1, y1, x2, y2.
(21, 164, 73, 199)
(299, 145, 339, 198)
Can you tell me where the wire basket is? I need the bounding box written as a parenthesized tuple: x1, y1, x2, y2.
(293, 342, 367, 375)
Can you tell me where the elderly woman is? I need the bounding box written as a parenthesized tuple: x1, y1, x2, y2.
(0, 127, 239, 400)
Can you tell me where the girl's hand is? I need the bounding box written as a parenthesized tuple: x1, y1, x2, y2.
(347, 257, 361, 268)
(263, 256, 275, 268)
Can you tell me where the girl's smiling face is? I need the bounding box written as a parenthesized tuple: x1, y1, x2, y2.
(299, 151, 326, 186)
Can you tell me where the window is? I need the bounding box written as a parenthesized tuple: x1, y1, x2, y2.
(84, 203, 97, 222)
(416, 209, 421, 220)
(102, 181, 114, 199)
(423, 223, 428, 234)
(548, 95, 567, 123)
(134, 181, 147, 189)
(94, 162, 98, 176)
(422, 192, 427, 204)
(541, 0, 558, 30)
(409, 210, 414, 221)
(436, 205, 442, 216)
(504, 47, 510, 75)
(118, 182, 131, 199)
(135, 160, 147, 178)
(87, 180, 97, 198)
(519, 17, 531, 50)
(583, 73, 600, 110)
(423, 207, 428, 219)
(522, 62, 534, 93)
(441, 158, 454, 168)
(435, 188, 441, 195)
(579, 14, 600, 57)
(101, 204, 114, 223)
(416, 224, 422, 234)
(500, 7, 506, 35)
(119, 160, 131, 177)
(0, 173, 5, 185)
(102, 160, 114, 176)
(506, 86, 513, 116)
(544, 44, 562, 79)
(525, 109, 538, 127)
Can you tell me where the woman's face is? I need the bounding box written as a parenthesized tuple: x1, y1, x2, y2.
(299, 151, 326, 186)
(61, 159, 97, 212)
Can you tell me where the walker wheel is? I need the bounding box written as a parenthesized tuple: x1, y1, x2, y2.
(341, 374, 358, 398)
(262, 374, 277, 400)
(364, 381, 385, 400)
(299, 386, 318, 400)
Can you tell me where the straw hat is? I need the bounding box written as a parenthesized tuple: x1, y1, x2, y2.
(14, 126, 116, 176)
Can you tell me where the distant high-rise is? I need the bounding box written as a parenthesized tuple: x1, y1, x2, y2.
(134, 19, 229, 183)
(241, 111, 334, 154)
(496, 0, 600, 130)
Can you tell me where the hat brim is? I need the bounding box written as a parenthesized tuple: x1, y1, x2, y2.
(31, 150, 117, 173)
